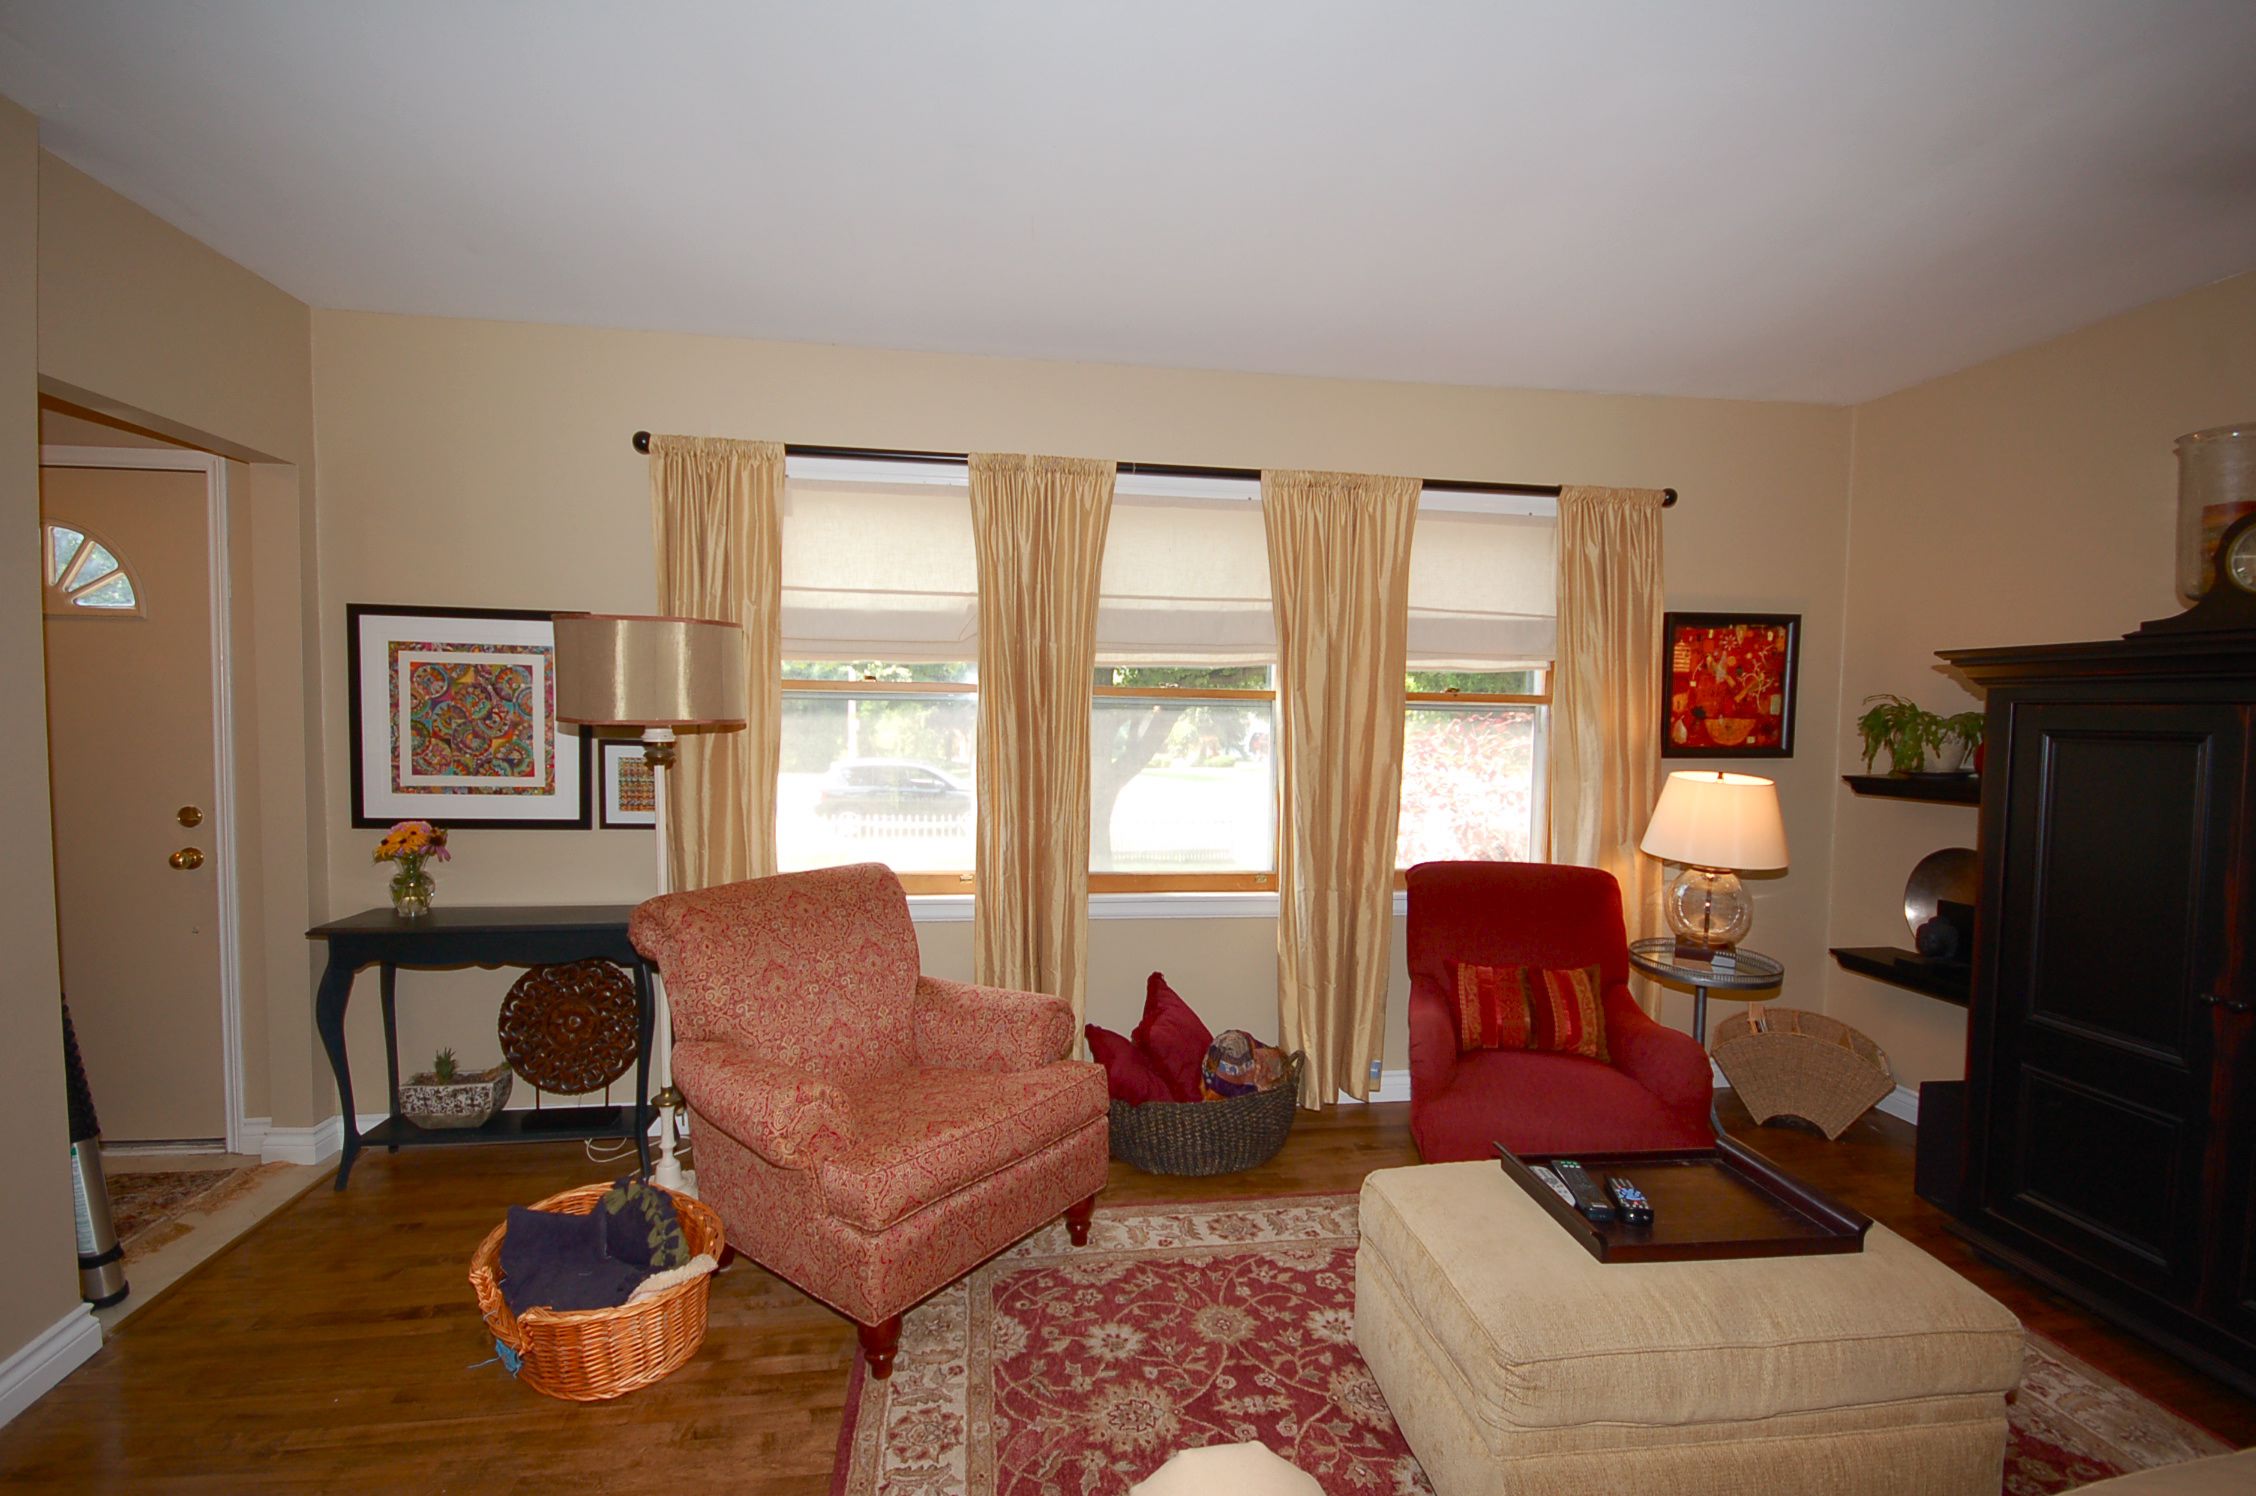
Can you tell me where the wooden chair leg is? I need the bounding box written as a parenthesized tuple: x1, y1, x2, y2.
(1066, 1192, 1098, 1246)
(858, 1314, 904, 1380)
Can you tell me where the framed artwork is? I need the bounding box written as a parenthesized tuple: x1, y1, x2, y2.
(1661, 612, 1800, 758)
(598, 737, 658, 829)
(347, 604, 590, 828)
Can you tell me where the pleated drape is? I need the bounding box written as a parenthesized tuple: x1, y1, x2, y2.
(1262, 469, 1420, 1107)
(1551, 484, 1667, 1009)
(648, 434, 784, 892)
(967, 453, 1115, 1024)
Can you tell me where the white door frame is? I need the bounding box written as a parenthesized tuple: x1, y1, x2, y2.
(39, 444, 247, 1154)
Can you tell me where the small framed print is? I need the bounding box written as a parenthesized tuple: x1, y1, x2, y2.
(347, 604, 590, 828)
(1661, 612, 1800, 758)
(598, 737, 658, 829)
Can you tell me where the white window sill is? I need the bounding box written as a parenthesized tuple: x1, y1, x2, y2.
(905, 889, 1413, 923)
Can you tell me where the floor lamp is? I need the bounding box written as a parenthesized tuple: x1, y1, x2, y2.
(553, 612, 748, 1194)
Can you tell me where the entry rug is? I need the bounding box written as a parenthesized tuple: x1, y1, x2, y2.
(833, 1194, 2231, 1496)
(107, 1163, 283, 1262)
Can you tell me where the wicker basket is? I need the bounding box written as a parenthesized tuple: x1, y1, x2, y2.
(1712, 1008, 1894, 1141)
(1108, 1052, 1305, 1176)
(468, 1182, 725, 1401)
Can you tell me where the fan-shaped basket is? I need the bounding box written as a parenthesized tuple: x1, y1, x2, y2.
(1713, 1008, 1893, 1141)
(468, 1181, 725, 1401)
(1108, 1052, 1305, 1176)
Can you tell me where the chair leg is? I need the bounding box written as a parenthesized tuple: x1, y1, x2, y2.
(858, 1314, 904, 1380)
(1066, 1192, 1097, 1246)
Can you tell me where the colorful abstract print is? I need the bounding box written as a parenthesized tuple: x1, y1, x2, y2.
(617, 754, 656, 814)
(1667, 622, 1790, 751)
(389, 641, 554, 795)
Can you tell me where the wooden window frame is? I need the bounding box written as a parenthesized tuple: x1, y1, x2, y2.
(1090, 679, 1277, 893)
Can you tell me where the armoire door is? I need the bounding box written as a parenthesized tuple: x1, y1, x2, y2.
(1982, 699, 2244, 1300)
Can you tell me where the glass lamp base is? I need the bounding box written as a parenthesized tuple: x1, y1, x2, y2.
(1663, 866, 1752, 951)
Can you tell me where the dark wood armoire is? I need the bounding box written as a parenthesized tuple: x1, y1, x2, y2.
(1939, 629, 2256, 1395)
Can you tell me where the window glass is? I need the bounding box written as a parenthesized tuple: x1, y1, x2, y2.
(48, 525, 84, 584)
(1092, 666, 1274, 876)
(1406, 668, 1543, 696)
(73, 541, 120, 588)
(1398, 702, 1544, 866)
(778, 661, 975, 876)
(74, 574, 139, 609)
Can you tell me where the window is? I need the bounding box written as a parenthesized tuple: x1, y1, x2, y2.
(1090, 478, 1278, 889)
(776, 457, 981, 889)
(1396, 498, 1557, 873)
(42, 522, 141, 615)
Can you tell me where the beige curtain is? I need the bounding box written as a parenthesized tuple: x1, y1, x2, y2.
(648, 434, 784, 892)
(968, 453, 1115, 1023)
(1551, 484, 1667, 1008)
(1263, 469, 1421, 1107)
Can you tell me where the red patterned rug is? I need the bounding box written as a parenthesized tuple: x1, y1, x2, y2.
(833, 1194, 2230, 1495)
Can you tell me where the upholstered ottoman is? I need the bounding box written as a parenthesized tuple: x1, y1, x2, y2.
(1354, 1162, 2025, 1495)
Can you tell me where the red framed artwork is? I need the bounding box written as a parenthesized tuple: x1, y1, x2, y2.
(1661, 612, 1800, 758)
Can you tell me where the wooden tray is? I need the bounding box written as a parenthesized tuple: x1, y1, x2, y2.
(1494, 1136, 1870, 1263)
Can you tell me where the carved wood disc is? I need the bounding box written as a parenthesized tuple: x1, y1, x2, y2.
(498, 959, 639, 1094)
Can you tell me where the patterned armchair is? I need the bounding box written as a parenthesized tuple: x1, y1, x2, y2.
(629, 863, 1108, 1378)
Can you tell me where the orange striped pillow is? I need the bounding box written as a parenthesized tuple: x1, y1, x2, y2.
(1452, 962, 1609, 1063)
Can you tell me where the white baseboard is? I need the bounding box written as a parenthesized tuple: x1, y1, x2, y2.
(1875, 1085, 1921, 1126)
(259, 1115, 343, 1166)
(0, 1305, 100, 1428)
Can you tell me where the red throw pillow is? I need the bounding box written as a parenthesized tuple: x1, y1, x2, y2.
(1084, 1024, 1176, 1106)
(1132, 972, 1213, 1103)
(1453, 962, 1609, 1064)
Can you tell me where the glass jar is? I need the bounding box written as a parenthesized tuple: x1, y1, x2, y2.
(2176, 423, 2256, 605)
(390, 869, 434, 919)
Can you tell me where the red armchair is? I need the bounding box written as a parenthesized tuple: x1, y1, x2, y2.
(629, 863, 1108, 1377)
(1405, 861, 1715, 1161)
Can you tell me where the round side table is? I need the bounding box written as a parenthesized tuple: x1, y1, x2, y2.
(1626, 937, 1784, 1046)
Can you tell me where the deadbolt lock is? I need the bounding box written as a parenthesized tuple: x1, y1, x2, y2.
(169, 847, 205, 871)
(177, 805, 203, 828)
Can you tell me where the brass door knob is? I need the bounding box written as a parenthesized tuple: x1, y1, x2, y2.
(169, 847, 205, 870)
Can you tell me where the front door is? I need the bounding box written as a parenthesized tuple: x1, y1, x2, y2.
(40, 463, 226, 1143)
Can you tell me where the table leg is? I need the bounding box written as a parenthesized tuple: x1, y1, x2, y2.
(315, 958, 362, 1191)
(1692, 983, 1710, 1046)
(632, 961, 656, 1178)
(380, 963, 401, 1152)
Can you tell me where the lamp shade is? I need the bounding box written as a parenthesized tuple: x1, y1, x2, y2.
(551, 613, 748, 727)
(1639, 770, 1789, 871)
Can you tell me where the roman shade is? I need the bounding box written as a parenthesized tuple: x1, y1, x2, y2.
(1406, 504, 1557, 667)
(779, 467, 979, 662)
(1095, 492, 1274, 664)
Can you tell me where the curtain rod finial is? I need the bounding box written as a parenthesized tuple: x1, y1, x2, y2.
(1663, 488, 1678, 507)
(632, 430, 651, 454)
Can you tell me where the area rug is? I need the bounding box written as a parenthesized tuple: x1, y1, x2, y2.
(833, 1194, 2232, 1496)
(107, 1163, 283, 1262)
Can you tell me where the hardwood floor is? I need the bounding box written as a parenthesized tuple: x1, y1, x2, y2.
(0, 1099, 2247, 1493)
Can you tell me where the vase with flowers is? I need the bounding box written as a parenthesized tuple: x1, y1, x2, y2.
(374, 820, 450, 917)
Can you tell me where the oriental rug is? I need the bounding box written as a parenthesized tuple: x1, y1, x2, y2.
(833, 1194, 2230, 1496)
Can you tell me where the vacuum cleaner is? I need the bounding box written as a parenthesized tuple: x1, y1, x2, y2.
(63, 997, 127, 1309)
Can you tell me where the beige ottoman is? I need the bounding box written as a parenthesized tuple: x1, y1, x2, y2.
(1354, 1162, 2025, 1495)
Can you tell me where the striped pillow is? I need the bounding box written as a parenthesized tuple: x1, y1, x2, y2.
(1453, 962, 1610, 1063)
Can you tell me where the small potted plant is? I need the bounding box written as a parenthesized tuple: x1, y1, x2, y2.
(1856, 695, 1984, 776)
(400, 1047, 512, 1130)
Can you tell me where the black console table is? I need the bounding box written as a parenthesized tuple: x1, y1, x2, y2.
(309, 905, 653, 1190)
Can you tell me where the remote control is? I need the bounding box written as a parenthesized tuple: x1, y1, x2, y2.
(1551, 1159, 1615, 1224)
(1607, 1176, 1654, 1227)
(1529, 1165, 1577, 1208)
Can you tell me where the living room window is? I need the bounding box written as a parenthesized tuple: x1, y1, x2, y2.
(1396, 495, 1557, 875)
(776, 456, 981, 892)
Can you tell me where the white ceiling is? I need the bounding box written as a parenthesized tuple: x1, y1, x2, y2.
(3, 1, 2254, 404)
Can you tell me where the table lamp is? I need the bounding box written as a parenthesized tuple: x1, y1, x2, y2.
(553, 612, 748, 1194)
(1638, 770, 1789, 958)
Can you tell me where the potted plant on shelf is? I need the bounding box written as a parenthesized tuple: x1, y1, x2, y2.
(1857, 695, 1984, 777)
(400, 1047, 512, 1130)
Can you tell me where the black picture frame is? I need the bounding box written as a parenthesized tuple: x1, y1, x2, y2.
(1660, 611, 1801, 759)
(596, 737, 657, 830)
(346, 603, 591, 829)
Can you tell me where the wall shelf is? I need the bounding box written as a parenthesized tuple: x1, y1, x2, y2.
(1842, 774, 1981, 805)
(1830, 945, 1970, 1007)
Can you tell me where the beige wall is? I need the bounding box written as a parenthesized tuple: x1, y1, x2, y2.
(310, 309, 1855, 1105)
(1826, 270, 2256, 1084)
(30, 154, 326, 1130)
(0, 94, 84, 1387)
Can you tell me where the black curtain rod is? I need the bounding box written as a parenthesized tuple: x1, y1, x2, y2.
(630, 432, 1677, 507)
